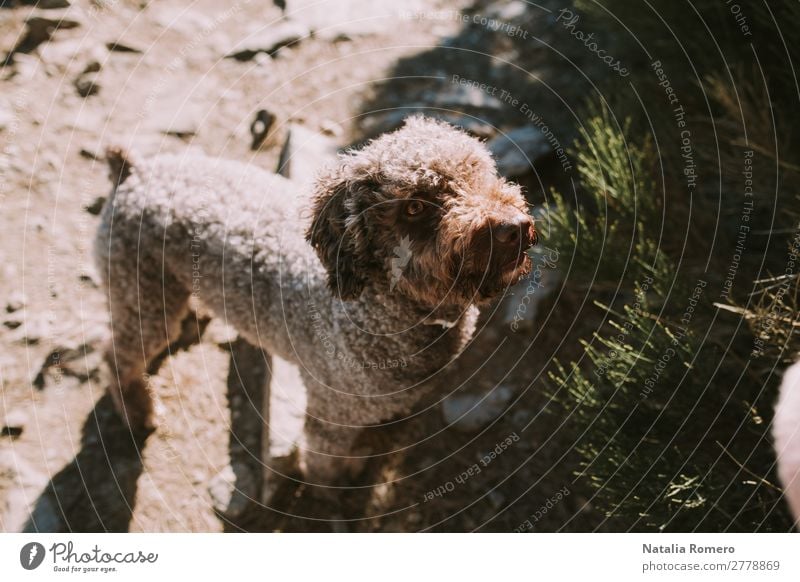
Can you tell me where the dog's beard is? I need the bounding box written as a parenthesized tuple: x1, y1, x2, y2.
(382, 237, 533, 307)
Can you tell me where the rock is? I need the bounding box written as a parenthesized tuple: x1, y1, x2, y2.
(105, 40, 144, 54)
(74, 71, 99, 97)
(250, 109, 276, 151)
(225, 20, 309, 61)
(14, 8, 83, 56)
(423, 84, 504, 110)
(79, 146, 101, 161)
(276, 124, 339, 189)
(442, 385, 515, 433)
(83, 195, 106, 215)
(488, 126, 553, 178)
(78, 268, 100, 287)
(1, 409, 27, 439)
(6, 291, 27, 313)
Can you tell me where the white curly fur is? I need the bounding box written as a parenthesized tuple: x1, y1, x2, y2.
(774, 361, 800, 525)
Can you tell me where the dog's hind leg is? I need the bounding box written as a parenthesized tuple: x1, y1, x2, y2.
(103, 266, 191, 432)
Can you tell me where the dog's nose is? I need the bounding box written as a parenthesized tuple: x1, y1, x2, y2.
(493, 214, 534, 247)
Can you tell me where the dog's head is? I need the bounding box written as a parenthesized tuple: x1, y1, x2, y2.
(306, 116, 537, 306)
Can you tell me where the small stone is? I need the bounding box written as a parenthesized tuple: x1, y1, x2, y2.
(74, 71, 99, 97)
(105, 40, 144, 53)
(84, 195, 106, 215)
(442, 385, 515, 433)
(252, 52, 272, 67)
(225, 21, 309, 61)
(15, 9, 83, 56)
(79, 146, 101, 161)
(250, 109, 276, 151)
(319, 119, 343, 137)
(488, 126, 553, 178)
(6, 291, 27, 313)
(1, 410, 27, 439)
(78, 269, 100, 287)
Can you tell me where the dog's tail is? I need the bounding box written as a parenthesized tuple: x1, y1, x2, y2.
(105, 145, 137, 188)
(93, 146, 142, 286)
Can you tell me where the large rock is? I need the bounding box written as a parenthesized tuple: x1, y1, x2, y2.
(488, 126, 553, 178)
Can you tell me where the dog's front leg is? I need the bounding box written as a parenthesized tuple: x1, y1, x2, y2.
(300, 415, 365, 491)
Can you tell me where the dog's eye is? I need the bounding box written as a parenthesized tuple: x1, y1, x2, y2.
(406, 200, 425, 216)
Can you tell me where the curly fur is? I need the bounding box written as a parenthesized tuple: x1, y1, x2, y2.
(775, 361, 800, 525)
(95, 116, 536, 486)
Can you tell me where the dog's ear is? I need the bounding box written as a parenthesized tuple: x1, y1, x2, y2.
(306, 168, 375, 300)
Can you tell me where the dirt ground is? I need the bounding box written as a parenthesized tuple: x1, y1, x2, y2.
(0, 0, 608, 532)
